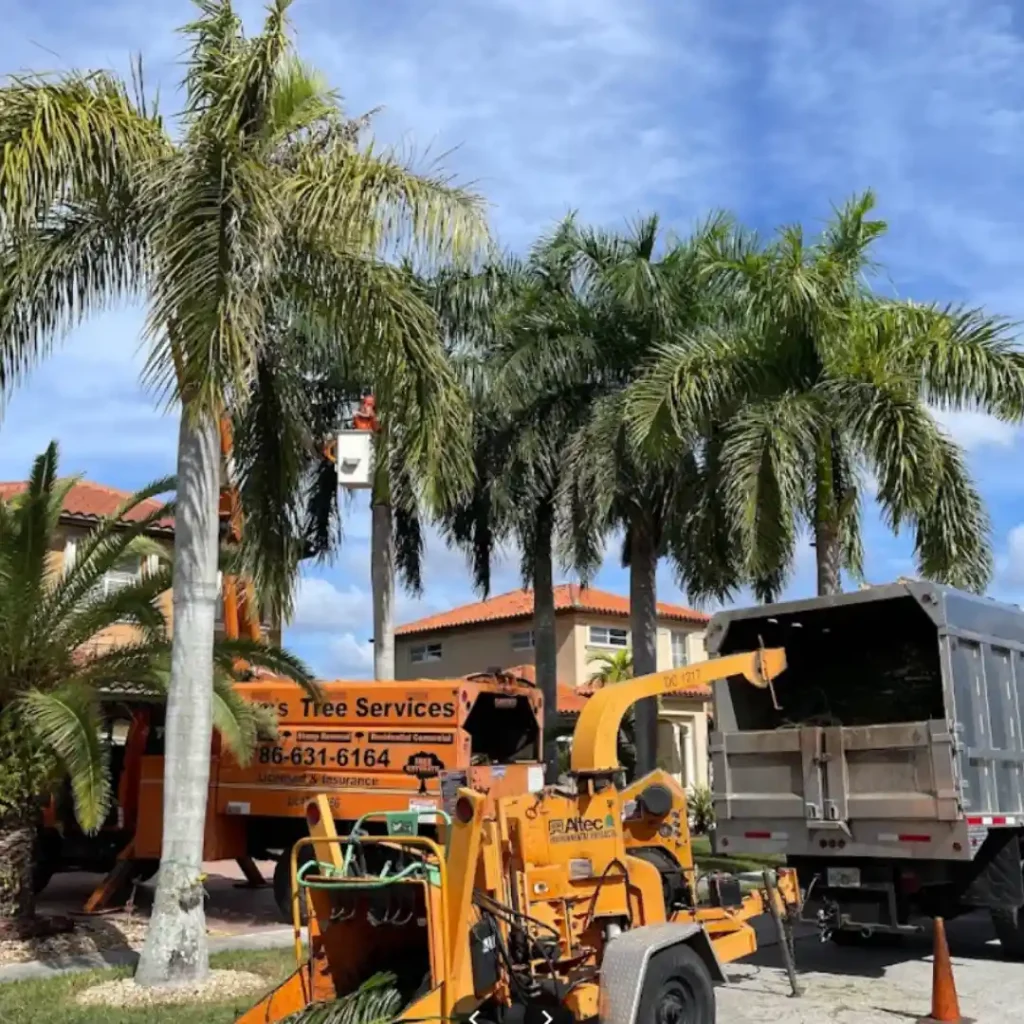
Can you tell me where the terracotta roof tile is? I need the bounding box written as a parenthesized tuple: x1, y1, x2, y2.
(0, 480, 174, 532)
(396, 583, 708, 637)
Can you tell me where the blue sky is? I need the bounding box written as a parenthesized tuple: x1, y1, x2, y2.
(4, 0, 1024, 678)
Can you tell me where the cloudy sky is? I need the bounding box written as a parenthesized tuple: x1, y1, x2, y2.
(4, 0, 1024, 678)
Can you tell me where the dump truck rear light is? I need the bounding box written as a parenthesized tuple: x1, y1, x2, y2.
(306, 801, 321, 827)
(898, 833, 930, 843)
(744, 830, 788, 840)
(966, 815, 1015, 826)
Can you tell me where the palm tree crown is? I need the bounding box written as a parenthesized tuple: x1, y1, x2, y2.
(629, 191, 1024, 598)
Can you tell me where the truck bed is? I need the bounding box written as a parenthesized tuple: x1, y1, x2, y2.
(705, 582, 1024, 861)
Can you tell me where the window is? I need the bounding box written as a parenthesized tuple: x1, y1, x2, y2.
(588, 625, 629, 648)
(410, 642, 443, 664)
(671, 631, 689, 668)
(510, 629, 535, 651)
(91, 556, 142, 600)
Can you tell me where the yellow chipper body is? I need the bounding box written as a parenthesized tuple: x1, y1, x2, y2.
(236, 648, 802, 1024)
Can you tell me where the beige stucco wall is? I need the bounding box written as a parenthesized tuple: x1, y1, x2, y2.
(54, 520, 278, 659)
(395, 618, 577, 680)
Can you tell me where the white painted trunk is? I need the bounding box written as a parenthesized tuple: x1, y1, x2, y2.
(372, 501, 395, 680)
(135, 409, 220, 987)
(630, 521, 659, 778)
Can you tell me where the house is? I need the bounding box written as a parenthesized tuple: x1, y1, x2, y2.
(0, 478, 277, 656)
(395, 584, 712, 789)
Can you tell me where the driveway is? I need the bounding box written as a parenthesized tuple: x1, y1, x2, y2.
(727, 911, 1022, 1023)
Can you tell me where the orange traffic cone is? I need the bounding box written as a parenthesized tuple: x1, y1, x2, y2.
(924, 917, 962, 1023)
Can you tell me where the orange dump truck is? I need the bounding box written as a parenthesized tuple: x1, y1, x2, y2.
(39, 672, 545, 918)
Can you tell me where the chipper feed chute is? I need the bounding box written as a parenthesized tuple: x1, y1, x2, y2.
(235, 794, 479, 1024)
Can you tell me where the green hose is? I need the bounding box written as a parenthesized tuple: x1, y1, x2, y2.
(297, 857, 424, 889)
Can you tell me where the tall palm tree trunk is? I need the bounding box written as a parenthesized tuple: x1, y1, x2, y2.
(372, 499, 395, 679)
(630, 517, 659, 777)
(814, 441, 843, 596)
(533, 502, 559, 782)
(135, 409, 221, 986)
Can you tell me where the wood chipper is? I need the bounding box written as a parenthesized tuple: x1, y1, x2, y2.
(235, 649, 803, 1024)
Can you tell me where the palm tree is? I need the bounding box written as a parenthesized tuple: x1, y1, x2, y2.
(543, 215, 742, 775)
(587, 649, 633, 684)
(0, 0, 483, 984)
(428, 227, 605, 781)
(0, 442, 310, 936)
(628, 191, 1024, 598)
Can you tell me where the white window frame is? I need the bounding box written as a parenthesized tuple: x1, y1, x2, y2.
(510, 629, 535, 651)
(671, 630, 689, 669)
(93, 555, 143, 599)
(588, 625, 629, 649)
(410, 642, 443, 664)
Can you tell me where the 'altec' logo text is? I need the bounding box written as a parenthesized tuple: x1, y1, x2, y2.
(548, 815, 616, 842)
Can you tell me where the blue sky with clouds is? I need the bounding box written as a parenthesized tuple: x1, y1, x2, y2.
(4, 0, 1024, 678)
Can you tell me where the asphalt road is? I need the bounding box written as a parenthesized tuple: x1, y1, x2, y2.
(725, 911, 1022, 1023)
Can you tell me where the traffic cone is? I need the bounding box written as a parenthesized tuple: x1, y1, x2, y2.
(924, 917, 962, 1023)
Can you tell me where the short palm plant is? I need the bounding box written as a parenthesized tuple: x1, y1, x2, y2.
(0, 442, 312, 934)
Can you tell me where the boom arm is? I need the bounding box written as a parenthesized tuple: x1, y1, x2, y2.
(570, 648, 786, 774)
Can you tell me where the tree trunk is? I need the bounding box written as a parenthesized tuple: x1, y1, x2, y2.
(0, 812, 35, 933)
(135, 408, 220, 987)
(372, 500, 395, 680)
(533, 503, 560, 783)
(814, 437, 842, 597)
(814, 515, 842, 596)
(630, 516, 659, 778)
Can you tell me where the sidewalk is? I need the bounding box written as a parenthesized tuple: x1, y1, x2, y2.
(0, 859, 288, 983)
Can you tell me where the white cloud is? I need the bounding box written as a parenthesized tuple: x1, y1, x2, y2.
(324, 633, 375, 680)
(931, 409, 1019, 452)
(290, 577, 370, 634)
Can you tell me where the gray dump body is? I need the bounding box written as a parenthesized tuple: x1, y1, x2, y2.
(706, 581, 1024, 861)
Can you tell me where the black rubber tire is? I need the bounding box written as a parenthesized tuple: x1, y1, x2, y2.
(32, 860, 56, 895)
(130, 859, 160, 884)
(992, 908, 1024, 960)
(636, 943, 715, 1024)
(273, 843, 315, 923)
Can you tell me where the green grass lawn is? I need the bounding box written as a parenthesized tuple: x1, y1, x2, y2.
(0, 947, 298, 1024)
(691, 833, 784, 875)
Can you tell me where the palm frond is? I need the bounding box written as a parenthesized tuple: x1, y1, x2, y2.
(16, 684, 110, 832)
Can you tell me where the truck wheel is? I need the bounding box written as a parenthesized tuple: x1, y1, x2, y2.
(636, 944, 715, 1024)
(273, 844, 315, 922)
(991, 908, 1024, 960)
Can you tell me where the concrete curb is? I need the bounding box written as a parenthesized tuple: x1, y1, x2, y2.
(0, 927, 295, 985)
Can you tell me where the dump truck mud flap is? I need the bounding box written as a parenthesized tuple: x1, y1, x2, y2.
(598, 922, 725, 1024)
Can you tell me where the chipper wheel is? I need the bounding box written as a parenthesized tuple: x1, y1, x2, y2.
(635, 944, 715, 1024)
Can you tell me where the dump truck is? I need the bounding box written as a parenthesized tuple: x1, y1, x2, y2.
(38, 671, 544, 919)
(233, 648, 804, 1024)
(706, 580, 1024, 955)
